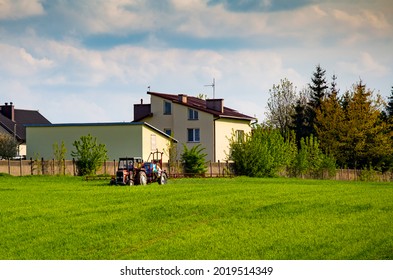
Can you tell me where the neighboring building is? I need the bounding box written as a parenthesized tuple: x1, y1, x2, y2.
(26, 122, 177, 161)
(0, 102, 51, 158)
(133, 91, 256, 162)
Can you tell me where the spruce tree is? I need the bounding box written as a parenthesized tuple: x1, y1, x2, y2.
(306, 64, 329, 137)
(290, 90, 310, 147)
(386, 86, 393, 119)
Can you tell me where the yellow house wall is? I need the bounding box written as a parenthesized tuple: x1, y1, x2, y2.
(141, 125, 171, 162)
(214, 118, 252, 161)
(173, 106, 214, 162)
(148, 95, 174, 133)
(145, 95, 215, 161)
(26, 124, 171, 161)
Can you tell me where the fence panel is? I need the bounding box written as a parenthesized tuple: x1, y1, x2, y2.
(0, 159, 392, 181)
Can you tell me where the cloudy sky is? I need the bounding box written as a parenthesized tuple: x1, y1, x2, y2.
(1, 0, 392, 123)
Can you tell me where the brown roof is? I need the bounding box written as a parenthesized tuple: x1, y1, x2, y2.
(147, 91, 255, 121)
(0, 107, 51, 142)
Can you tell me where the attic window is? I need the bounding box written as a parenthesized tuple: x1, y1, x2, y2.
(163, 101, 172, 115)
(188, 108, 199, 120)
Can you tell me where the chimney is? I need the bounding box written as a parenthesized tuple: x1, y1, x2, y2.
(133, 102, 151, 121)
(1, 102, 15, 121)
(206, 99, 224, 113)
(178, 94, 187, 104)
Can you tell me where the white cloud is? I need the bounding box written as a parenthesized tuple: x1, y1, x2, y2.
(0, 44, 53, 77)
(0, 0, 44, 20)
(1, 0, 392, 123)
(338, 52, 390, 78)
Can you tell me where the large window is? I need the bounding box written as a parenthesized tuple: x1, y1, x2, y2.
(188, 108, 199, 120)
(163, 101, 172, 115)
(187, 128, 200, 142)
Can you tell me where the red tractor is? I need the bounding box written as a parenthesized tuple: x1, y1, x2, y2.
(110, 151, 168, 186)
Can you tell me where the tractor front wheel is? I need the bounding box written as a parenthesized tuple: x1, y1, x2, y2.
(158, 173, 167, 185)
(137, 171, 147, 185)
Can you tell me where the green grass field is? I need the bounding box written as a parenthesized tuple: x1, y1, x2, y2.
(1, 175, 392, 260)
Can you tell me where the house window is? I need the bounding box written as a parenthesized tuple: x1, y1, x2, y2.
(236, 130, 244, 142)
(163, 101, 172, 115)
(187, 128, 200, 142)
(150, 134, 156, 151)
(188, 108, 199, 120)
(164, 128, 172, 136)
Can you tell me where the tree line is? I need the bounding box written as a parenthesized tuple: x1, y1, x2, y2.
(230, 64, 393, 177)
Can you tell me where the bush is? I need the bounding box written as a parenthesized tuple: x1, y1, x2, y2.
(229, 125, 296, 177)
(180, 144, 207, 176)
(290, 135, 336, 178)
(71, 134, 108, 176)
(0, 133, 18, 159)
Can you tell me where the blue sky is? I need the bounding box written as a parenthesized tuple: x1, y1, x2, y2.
(0, 0, 392, 123)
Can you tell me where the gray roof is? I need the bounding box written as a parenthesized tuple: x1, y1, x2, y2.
(0, 109, 51, 142)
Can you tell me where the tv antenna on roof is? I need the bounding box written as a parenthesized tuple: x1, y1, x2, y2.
(204, 78, 215, 99)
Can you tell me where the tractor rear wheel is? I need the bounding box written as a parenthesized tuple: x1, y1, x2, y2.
(136, 171, 147, 185)
(158, 173, 167, 185)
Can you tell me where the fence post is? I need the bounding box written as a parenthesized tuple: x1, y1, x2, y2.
(218, 160, 221, 177)
(41, 158, 44, 175)
(210, 161, 212, 177)
(8, 159, 10, 175)
(19, 158, 22, 176)
(73, 158, 76, 176)
(30, 158, 33, 175)
(63, 159, 66, 175)
(113, 159, 116, 175)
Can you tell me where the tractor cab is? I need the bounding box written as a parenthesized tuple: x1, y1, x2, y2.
(110, 157, 143, 186)
(118, 157, 142, 171)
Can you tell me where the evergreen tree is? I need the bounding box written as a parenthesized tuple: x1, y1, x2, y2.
(290, 88, 310, 147)
(180, 144, 207, 176)
(340, 81, 392, 168)
(306, 64, 329, 137)
(330, 74, 339, 96)
(315, 90, 345, 163)
(386, 86, 393, 119)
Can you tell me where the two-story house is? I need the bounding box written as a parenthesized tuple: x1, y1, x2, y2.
(0, 102, 51, 158)
(133, 91, 256, 162)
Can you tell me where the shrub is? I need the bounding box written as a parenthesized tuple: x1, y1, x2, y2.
(290, 135, 336, 178)
(71, 134, 108, 176)
(180, 144, 207, 176)
(229, 125, 296, 177)
(0, 133, 18, 159)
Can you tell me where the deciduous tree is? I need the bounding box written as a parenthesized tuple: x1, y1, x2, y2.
(0, 133, 18, 159)
(265, 78, 297, 139)
(71, 134, 108, 176)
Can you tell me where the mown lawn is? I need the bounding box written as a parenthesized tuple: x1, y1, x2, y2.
(0, 175, 392, 260)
